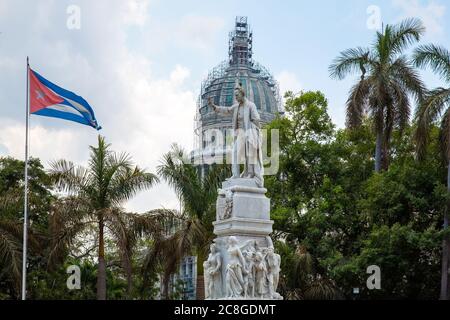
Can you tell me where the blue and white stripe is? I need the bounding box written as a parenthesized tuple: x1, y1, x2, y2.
(32, 70, 101, 130)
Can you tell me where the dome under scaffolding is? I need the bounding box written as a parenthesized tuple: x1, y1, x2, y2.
(192, 16, 282, 166)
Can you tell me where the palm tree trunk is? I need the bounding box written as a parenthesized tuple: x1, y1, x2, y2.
(196, 248, 207, 300)
(375, 130, 382, 173)
(162, 275, 170, 299)
(97, 217, 107, 300)
(126, 267, 132, 298)
(440, 161, 450, 300)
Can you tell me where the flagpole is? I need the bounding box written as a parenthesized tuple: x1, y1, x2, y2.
(21, 56, 30, 301)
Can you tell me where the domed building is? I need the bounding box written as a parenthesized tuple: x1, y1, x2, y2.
(192, 16, 282, 171)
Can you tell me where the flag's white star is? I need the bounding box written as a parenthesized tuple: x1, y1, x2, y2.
(35, 89, 45, 100)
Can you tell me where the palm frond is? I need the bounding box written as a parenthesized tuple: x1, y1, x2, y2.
(157, 144, 205, 217)
(108, 166, 159, 206)
(0, 188, 22, 214)
(414, 44, 450, 82)
(414, 88, 450, 160)
(88, 135, 111, 191)
(345, 79, 370, 129)
(388, 18, 425, 56)
(47, 196, 93, 267)
(48, 159, 90, 195)
(104, 208, 135, 294)
(329, 47, 371, 80)
(141, 212, 207, 298)
(390, 56, 425, 102)
(202, 164, 230, 202)
(0, 219, 22, 291)
(390, 81, 411, 133)
(304, 278, 344, 300)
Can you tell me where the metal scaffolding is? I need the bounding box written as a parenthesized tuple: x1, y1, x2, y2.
(192, 16, 283, 157)
(229, 16, 253, 66)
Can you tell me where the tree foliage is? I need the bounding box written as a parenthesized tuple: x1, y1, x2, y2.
(266, 91, 446, 299)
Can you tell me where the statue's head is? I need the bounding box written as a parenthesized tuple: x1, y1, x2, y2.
(234, 84, 245, 104)
(210, 243, 217, 252)
(228, 236, 238, 246)
(255, 252, 263, 262)
(245, 251, 254, 260)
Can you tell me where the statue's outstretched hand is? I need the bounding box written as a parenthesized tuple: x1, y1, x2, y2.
(208, 97, 217, 111)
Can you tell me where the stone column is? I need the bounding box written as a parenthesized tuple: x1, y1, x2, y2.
(204, 178, 282, 300)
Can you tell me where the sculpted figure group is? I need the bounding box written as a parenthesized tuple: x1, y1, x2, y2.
(203, 236, 282, 299)
(217, 189, 233, 220)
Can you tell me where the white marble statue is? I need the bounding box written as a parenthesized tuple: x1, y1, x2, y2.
(265, 236, 281, 299)
(225, 236, 246, 298)
(217, 188, 233, 220)
(204, 235, 283, 300)
(266, 247, 281, 299)
(254, 251, 268, 298)
(208, 84, 264, 187)
(243, 250, 256, 298)
(203, 243, 222, 299)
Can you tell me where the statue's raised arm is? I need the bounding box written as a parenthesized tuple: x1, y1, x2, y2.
(208, 96, 234, 115)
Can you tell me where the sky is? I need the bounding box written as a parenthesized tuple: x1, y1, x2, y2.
(0, 0, 449, 213)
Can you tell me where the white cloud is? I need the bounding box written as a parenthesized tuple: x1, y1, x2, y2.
(0, 0, 200, 213)
(0, 120, 91, 166)
(0, 1, 8, 17)
(275, 70, 302, 97)
(393, 0, 446, 36)
(123, 0, 151, 26)
(174, 15, 225, 51)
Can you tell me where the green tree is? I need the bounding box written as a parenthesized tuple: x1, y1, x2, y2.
(48, 135, 158, 300)
(329, 18, 425, 172)
(267, 90, 444, 299)
(413, 44, 450, 299)
(143, 144, 229, 298)
(266, 91, 346, 299)
(0, 157, 53, 299)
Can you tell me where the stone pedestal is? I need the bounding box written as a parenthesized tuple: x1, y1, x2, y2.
(203, 178, 282, 300)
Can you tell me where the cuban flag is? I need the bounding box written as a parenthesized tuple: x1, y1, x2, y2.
(29, 68, 101, 130)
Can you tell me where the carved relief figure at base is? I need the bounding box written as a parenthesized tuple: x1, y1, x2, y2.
(217, 189, 233, 220)
(254, 251, 269, 298)
(243, 250, 256, 298)
(204, 234, 283, 300)
(203, 243, 222, 299)
(225, 236, 246, 298)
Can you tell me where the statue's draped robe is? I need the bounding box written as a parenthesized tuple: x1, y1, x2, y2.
(214, 98, 264, 187)
(226, 246, 245, 297)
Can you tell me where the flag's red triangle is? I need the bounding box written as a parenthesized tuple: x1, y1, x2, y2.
(29, 68, 64, 113)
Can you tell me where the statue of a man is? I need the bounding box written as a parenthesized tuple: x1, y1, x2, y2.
(208, 85, 264, 187)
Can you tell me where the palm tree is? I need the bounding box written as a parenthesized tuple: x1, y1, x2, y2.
(0, 218, 26, 295)
(413, 44, 450, 300)
(279, 243, 342, 300)
(0, 157, 52, 299)
(329, 18, 425, 172)
(49, 135, 158, 300)
(142, 144, 229, 298)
